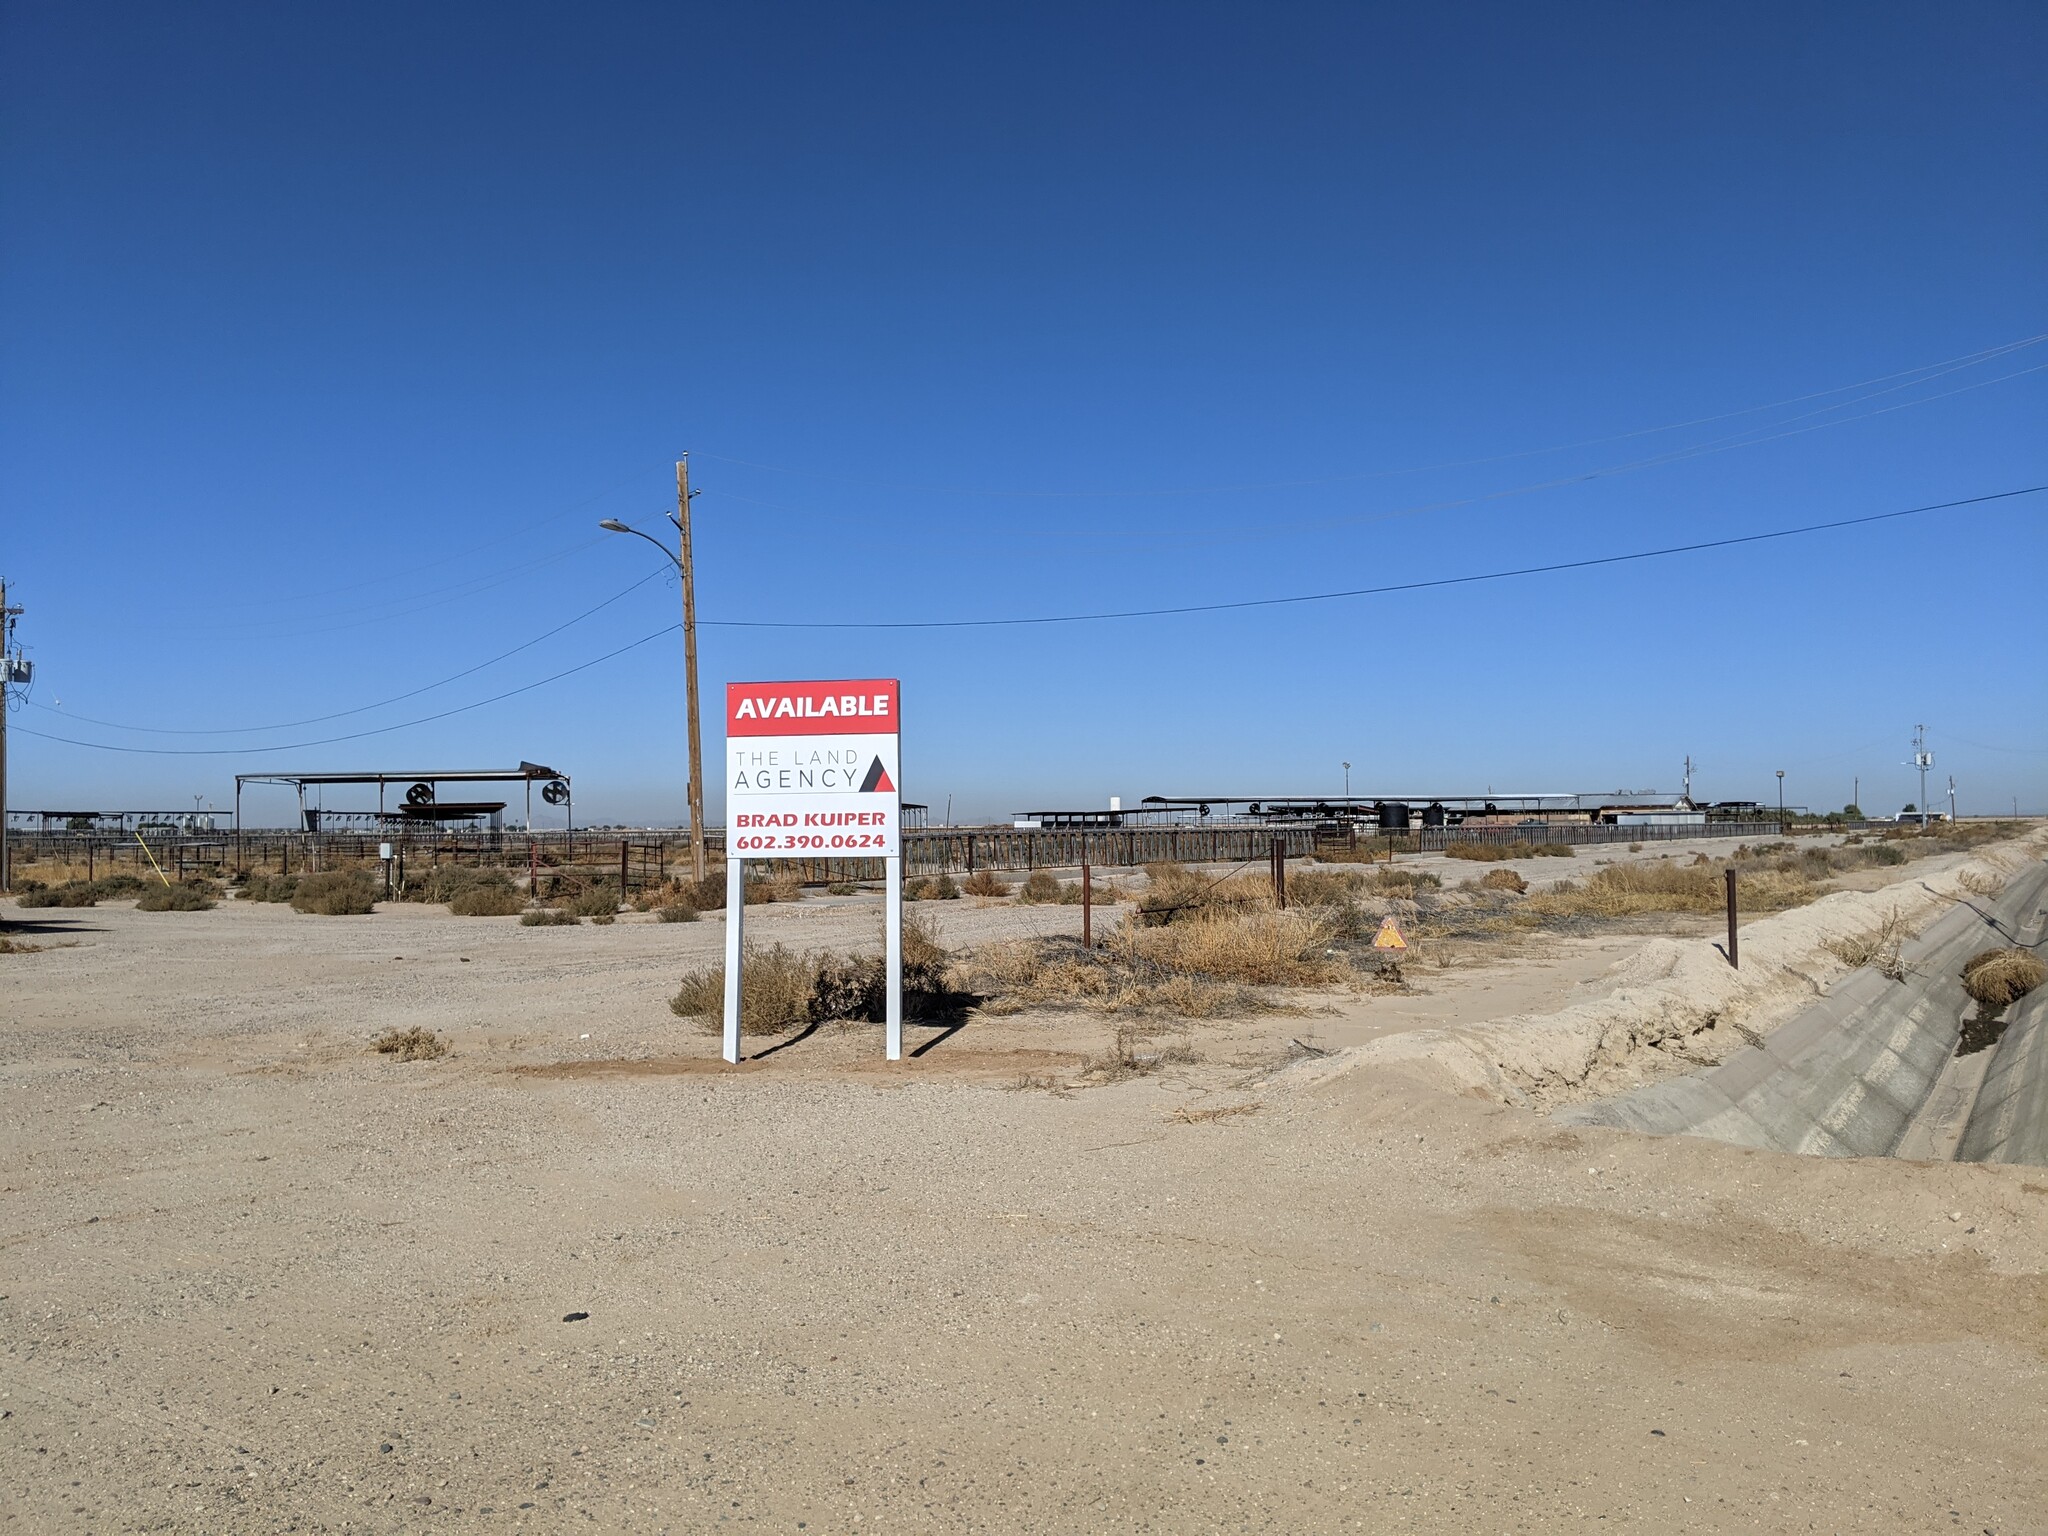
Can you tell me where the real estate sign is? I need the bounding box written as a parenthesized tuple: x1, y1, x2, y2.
(725, 679, 901, 857)
(721, 677, 907, 1066)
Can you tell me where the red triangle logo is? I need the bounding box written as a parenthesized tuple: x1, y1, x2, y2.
(859, 757, 895, 794)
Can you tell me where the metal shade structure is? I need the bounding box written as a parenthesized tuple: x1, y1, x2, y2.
(234, 763, 572, 836)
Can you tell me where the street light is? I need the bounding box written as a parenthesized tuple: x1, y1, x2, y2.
(1776, 769, 1786, 831)
(1343, 761, 1351, 799)
(599, 458, 706, 883)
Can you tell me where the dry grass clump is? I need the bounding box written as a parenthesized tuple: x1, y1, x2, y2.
(520, 907, 579, 926)
(965, 903, 1346, 1020)
(1109, 906, 1346, 988)
(0, 935, 44, 954)
(1133, 862, 1265, 923)
(1443, 840, 1573, 862)
(1169, 1101, 1260, 1124)
(289, 869, 381, 915)
(907, 873, 960, 901)
(1955, 870, 2004, 898)
(1524, 858, 1822, 920)
(961, 868, 1010, 897)
(1478, 868, 1528, 894)
(1961, 948, 2047, 1011)
(372, 1025, 449, 1061)
(655, 900, 699, 923)
(1080, 1025, 1199, 1082)
(741, 870, 804, 905)
(1286, 866, 1366, 905)
(236, 872, 301, 902)
(136, 879, 218, 912)
(1825, 907, 1908, 976)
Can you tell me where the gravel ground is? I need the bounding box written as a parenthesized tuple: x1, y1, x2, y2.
(3, 859, 2044, 1534)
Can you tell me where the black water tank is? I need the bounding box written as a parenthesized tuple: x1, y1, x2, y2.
(1422, 802, 1447, 828)
(1376, 800, 1411, 830)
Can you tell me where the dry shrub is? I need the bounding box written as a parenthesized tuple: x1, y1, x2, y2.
(0, 936, 44, 954)
(825, 881, 860, 896)
(1961, 948, 2046, 1011)
(961, 868, 1010, 897)
(1478, 868, 1527, 894)
(1955, 870, 2004, 898)
(136, 880, 218, 912)
(1360, 866, 1440, 898)
(290, 869, 380, 915)
(237, 872, 300, 903)
(906, 873, 960, 901)
(447, 874, 526, 917)
(655, 901, 699, 923)
(1018, 869, 1082, 905)
(805, 913, 953, 1022)
(1825, 907, 1907, 973)
(566, 881, 622, 918)
(671, 943, 818, 1034)
(372, 1026, 448, 1061)
(17, 874, 150, 908)
(520, 907, 579, 926)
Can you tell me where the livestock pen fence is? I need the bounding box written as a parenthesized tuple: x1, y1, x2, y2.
(6, 819, 1897, 896)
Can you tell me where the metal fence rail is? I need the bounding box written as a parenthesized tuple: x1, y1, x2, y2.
(5, 818, 1909, 894)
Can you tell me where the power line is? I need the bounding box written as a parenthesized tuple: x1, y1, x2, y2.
(1019, 359, 2048, 547)
(693, 486, 2044, 629)
(27, 563, 673, 736)
(15, 625, 678, 757)
(699, 332, 2048, 499)
(18, 485, 2038, 755)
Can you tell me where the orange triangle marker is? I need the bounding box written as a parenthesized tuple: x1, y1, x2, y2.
(1372, 916, 1407, 950)
(859, 756, 895, 794)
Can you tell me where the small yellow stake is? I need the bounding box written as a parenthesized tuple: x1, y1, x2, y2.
(135, 831, 173, 887)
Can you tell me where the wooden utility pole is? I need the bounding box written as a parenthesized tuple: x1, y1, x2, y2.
(0, 579, 19, 893)
(678, 458, 707, 883)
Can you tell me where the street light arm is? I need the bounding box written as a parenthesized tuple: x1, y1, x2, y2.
(599, 520, 682, 570)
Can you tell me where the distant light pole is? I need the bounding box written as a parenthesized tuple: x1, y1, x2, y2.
(1343, 761, 1351, 799)
(1776, 769, 1786, 831)
(600, 456, 706, 882)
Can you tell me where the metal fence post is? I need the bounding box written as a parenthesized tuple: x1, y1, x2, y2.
(1725, 869, 1739, 969)
(1081, 859, 1092, 948)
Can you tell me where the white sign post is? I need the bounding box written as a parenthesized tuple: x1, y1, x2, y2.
(722, 678, 903, 1064)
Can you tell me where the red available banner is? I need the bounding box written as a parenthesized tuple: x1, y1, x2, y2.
(726, 678, 900, 737)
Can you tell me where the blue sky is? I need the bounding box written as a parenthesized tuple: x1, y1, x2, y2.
(2, 1, 2043, 826)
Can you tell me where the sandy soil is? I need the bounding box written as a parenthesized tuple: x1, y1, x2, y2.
(3, 845, 2044, 1533)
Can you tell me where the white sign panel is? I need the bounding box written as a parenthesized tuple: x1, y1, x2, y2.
(725, 678, 901, 857)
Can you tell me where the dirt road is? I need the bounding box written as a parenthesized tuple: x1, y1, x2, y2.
(2, 885, 2044, 1532)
